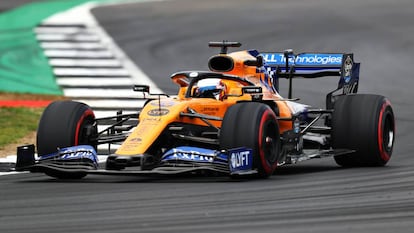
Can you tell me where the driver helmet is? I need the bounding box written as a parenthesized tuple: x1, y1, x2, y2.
(195, 78, 226, 100)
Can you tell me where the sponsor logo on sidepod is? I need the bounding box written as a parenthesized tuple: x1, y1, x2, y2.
(150, 100, 175, 107)
(147, 108, 169, 116)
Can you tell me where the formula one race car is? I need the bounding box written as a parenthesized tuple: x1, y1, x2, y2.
(15, 41, 395, 179)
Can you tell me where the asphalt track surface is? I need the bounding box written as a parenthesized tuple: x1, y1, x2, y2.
(0, 0, 37, 12)
(1, 0, 414, 232)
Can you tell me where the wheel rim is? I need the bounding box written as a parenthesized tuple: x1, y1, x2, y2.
(378, 101, 394, 162)
(261, 120, 279, 164)
(382, 112, 394, 153)
(75, 109, 97, 146)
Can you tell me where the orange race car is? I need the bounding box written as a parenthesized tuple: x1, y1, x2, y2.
(15, 41, 395, 179)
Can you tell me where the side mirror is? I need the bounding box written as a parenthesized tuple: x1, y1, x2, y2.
(133, 85, 150, 93)
(244, 55, 264, 67)
(242, 86, 262, 94)
(242, 86, 263, 101)
(133, 85, 169, 98)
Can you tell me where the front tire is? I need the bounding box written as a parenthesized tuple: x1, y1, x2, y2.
(332, 94, 395, 167)
(220, 102, 280, 178)
(37, 101, 97, 179)
(37, 101, 97, 156)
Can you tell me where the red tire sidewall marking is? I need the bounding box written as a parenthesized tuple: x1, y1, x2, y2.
(377, 100, 393, 162)
(74, 109, 95, 146)
(258, 109, 277, 175)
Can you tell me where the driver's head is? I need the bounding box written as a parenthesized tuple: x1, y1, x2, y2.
(195, 78, 226, 100)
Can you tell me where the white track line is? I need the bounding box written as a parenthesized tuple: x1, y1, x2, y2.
(36, 34, 100, 41)
(93, 110, 137, 118)
(57, 77, 133, 86)
(76, 99, 146, 109)
(63, 88, 145, 98)
(40, 42, 105, 49)
(42, 1, 162, 93)
(54, 68, 130, 76)
(34, 27, 89, 34)
(49, 59, 122, 67)
(44, 50, 114, 58)
(1, 1, 164, 173)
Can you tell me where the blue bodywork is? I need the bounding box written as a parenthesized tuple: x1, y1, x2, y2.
(261, 52, 359, 87)
(39, 145, 99, 168)
(38, 145, 254, 175)
(161, 146, 254, 175)
(260, 52, 360, 103)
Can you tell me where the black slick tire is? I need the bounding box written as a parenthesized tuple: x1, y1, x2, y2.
(220, 102, 280, 178)
(36, 101, 97, 179)
(332, 94, 395, 167)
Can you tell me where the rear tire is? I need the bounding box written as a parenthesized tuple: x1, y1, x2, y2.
(332, 94, 395, 167)
(220, 102, 280, 178)
(37, 101, 97, 179)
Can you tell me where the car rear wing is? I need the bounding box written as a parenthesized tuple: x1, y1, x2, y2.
(261, 51, 360, 103)
(261, 52, 359, 78)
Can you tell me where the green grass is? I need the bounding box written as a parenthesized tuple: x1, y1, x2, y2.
(0, 107, 43, 149)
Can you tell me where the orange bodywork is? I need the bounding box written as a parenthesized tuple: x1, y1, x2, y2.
(219, 51, 293, 132)
(116, 50, 293, 156)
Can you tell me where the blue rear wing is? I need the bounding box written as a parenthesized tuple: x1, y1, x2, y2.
(260, 52, 360, 106)
(261, 52, 359, 78)
(263, 53, 343, 66)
